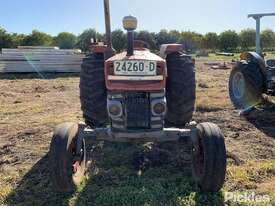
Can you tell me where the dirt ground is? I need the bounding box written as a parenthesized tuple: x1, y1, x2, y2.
(0, 60, 274, 206)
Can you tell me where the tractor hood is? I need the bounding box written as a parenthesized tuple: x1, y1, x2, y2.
(104, 50, 167, 92)
(106, 50, 165, 62)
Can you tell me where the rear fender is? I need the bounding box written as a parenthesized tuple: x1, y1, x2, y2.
(160, 44, 184, 59)
(91, 44, 107, 54)
(240, 52, 267, 76)
(240, 52, 268, 90)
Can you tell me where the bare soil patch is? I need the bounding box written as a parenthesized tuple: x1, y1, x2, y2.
(0, 62, 274, 205)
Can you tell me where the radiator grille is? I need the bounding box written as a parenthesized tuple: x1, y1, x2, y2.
(125, 93, 150, 129)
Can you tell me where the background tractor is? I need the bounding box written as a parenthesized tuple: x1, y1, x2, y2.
(229, 13, 275, 110)
(49, 0, 227, 193)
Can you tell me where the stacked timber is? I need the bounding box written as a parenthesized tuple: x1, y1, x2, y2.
(0, 47, 85, 73)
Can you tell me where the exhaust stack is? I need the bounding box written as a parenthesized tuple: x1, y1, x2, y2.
(123, 16, 137, 56)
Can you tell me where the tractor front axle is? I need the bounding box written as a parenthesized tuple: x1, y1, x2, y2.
(76, 122, 197, 144)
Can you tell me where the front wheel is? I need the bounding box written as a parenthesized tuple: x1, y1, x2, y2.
(50, 122, 87, 192)
(191, 122, 226, 192)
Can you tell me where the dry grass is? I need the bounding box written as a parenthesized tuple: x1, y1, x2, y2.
(227, 161, 275, 190)
(0, 62, 274, 205)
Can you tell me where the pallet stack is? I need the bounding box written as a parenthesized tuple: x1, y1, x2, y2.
(0, 46, 85, 73)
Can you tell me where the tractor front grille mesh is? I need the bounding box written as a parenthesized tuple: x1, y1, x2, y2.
(125, 93, 150, 129)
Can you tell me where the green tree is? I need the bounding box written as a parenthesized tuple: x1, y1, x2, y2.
(156, 29, 178, 47)
(179, 31, 203, 52)
(202, 32, 219, 50)
(218, 30, 239, 51)
(135, 30, 157, 50)
(76, 29, 101, 52)
(0, 27, 14, 49)
(22, 30, 53, 46)
(261, 29, 275, 49)
(53, 32, 76, 49)
(239, 29, 256, 50)
(169, 30, 181, 43)
(11, 33, 26, 47)
(111, 29, 127, 52)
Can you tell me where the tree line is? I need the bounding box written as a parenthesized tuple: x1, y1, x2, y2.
(1, 27, 275, 53)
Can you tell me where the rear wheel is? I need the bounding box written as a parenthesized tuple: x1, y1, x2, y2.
(229, 61, 264, 109)
(80, 53, 108, 128)
(191, 122, 226, 192)
(165, 52, 196, 128)
(50, 122, 86, 192)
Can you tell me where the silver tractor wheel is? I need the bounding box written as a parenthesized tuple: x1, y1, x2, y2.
(229, 63, 263, 109)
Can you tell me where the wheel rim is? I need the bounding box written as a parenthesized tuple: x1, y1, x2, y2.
(232, 71, 245, 99)
(71, 139, 86, 185)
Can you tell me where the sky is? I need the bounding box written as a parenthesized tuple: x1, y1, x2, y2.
(1, 0, 275, 36)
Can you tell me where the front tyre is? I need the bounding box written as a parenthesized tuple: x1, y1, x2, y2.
(191, 122, 226, 192)
(50, 122, 86, 192)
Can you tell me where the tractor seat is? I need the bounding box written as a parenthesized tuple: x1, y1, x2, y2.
(266, 59, 275, 69)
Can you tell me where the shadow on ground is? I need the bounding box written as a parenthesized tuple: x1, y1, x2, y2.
(245, 100, 275, 138)
(0, 73, 79, 80)
(5, 141, 224, 206)
(5, 153, 72, 206)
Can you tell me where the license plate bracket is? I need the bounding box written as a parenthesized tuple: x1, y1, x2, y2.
(114, 60, 157, 76)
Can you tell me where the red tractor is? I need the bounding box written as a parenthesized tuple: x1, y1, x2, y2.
(49, 0, 226, 193)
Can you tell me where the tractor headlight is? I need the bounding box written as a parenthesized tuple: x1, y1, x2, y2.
(107, 100, 123, 118)
(151, 98, 166, 116)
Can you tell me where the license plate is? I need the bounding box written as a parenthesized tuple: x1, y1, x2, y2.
(114, 61, 157, 76)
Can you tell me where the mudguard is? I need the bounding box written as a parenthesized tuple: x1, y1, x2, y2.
(91, 44, 108, 54)
(240, 52, 267, 76)
(159, 44, 184, 59)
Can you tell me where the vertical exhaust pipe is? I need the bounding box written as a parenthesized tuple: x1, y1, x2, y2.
(126, 30, 134, 56)
(104, 0, 113, 58)
(123, 16, 138, 56)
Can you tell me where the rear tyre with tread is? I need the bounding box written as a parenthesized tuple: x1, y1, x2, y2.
(165, 52, 196, 128)
(191, 122, 226, 193)
(80, 53, 108, 128)
(229, 61, 264, 109)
